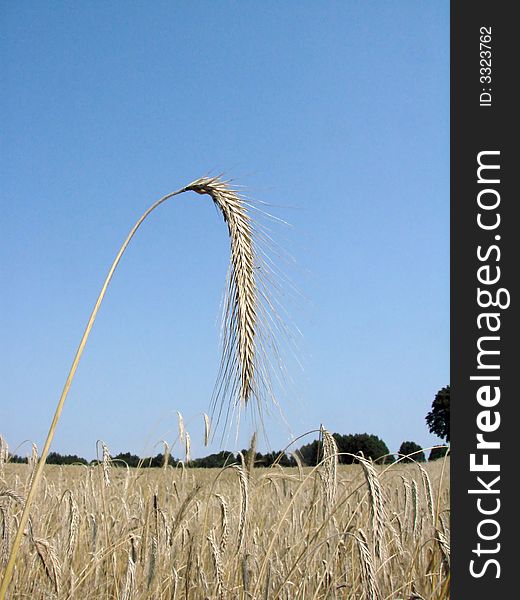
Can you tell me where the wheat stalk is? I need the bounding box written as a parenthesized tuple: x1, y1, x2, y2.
(162, 440, 170, 470)
(27, 522, 62, 596)
(215, 493, 229, 555)
(418, 464, 435, 524)
(177, 411, 185, 444)
(0, 490, 25, 508)
(186, 177, 256, 404)
(185, 176, 274, 424)
(0, 175, 275, 598)
(208, 529, 225, 600)
(411, 479, 419, 538)
(245, 431, 257, 479)
(65, 490, 79, 560)
(232, 463, 249, 553)
(0, 506, 10, 567)
(203, 413, 211, 447)
(100, 441, 111, 488)
(359, 456, 387, 563)
(121, 549, 136, 600)
(27, 443, 38, 488)
(185, 432, 191, 465)
(320, 426, 338, 510)
(0, 436, 8, 478)
(355, 528, 380, 600)
(436, 528, 451, 571)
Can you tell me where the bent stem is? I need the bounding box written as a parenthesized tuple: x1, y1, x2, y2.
(0, 186, 188, 599)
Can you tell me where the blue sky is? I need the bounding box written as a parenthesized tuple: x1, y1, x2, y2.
(1, 1, 449, 460)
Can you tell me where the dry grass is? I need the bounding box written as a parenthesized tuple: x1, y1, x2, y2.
(0, 450, 450, 599)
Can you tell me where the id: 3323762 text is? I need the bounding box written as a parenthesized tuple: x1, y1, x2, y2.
(480, 26, 493, 107)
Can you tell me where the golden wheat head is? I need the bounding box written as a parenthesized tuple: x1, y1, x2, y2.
(185, 176, 264, 418)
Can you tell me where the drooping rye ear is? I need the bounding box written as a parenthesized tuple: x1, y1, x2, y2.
(186, 176, 258, 410)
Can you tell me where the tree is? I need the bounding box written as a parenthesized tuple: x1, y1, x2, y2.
(398, 441, 425, 462)
(333, 433, 392, 464)
(112, 452, 142, 468)
(260, 451, 295, 467)
(297, 440, 321, 466)
(426, 385, 450, 442)
(298, 433, 392, 466)
(429, 446, 450, 461)
(190, 451, 235, 469)
(8, 454, 27, 464)
(46, 452, 88, 466)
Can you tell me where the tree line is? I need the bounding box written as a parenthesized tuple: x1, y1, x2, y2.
(8, 386, 449, 468)
(7, 435, 448, 469)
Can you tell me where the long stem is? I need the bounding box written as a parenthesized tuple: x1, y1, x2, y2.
(0, 186, 188, 599)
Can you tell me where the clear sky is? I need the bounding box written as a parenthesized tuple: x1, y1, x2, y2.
(1, 1, 449, 461)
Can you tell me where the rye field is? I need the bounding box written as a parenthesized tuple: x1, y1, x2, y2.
(1, 450, 450, 599)
(1, 177, 449, 599)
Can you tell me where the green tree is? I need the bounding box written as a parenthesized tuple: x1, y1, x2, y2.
(112, 452, 141, 468)
(8, 454, 28, 464)
(259, 450, 296, 467)
(190, 451, 235, 468)
(398, 441, 425, 462)
(429, 446, 450, 461)
(333, 433, 392, 464)
(298, 433, 392, 465)
(47, 452, 88, 465)
(297, 440, 322, 466)
(426, 385, 450, 442)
